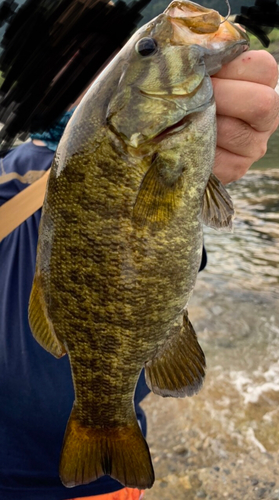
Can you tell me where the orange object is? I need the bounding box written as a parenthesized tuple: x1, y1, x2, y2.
(69, 487, 145, 500)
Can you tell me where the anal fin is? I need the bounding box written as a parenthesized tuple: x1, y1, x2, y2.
(28, 273, 66, 358)
(145, 311, 206, 397)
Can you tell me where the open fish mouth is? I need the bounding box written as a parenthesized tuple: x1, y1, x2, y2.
(165, 0, 249, 52)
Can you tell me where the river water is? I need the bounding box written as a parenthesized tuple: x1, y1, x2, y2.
(143, 79, 279, 500)
(203, 124, 279, 297)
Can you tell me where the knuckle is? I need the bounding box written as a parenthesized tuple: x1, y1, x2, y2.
(255, 142, 268, 161)
(254, 87, 279, 125)
(234, 158, 252, 180)
(236, 128, 268, 162)
(256, 50, 278, 88)
(230, 121, 254, 149)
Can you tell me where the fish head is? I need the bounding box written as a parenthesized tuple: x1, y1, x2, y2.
(107, 0, 249, 149)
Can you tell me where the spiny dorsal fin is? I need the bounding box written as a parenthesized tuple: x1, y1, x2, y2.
(202, 173, 234, 231)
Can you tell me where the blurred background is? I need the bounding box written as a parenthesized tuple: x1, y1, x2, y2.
(0, 0, 273, 148)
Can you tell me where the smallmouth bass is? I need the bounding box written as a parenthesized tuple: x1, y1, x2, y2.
(29, 0, 249, 490)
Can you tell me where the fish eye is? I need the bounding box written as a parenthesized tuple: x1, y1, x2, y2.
(136, 37, 158, 57)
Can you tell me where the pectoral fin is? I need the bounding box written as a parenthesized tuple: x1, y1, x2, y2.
(133, 153, 184, 227)
(202, 173, 234, 231)
(145, 312, 206, 397)
(28, 274, 66, 358)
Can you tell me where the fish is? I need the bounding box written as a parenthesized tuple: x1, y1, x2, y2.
(28, 0, 249, 491)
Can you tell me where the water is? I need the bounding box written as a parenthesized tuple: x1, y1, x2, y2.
(202, 125, 279, 297)
(190, 82, 279, 451)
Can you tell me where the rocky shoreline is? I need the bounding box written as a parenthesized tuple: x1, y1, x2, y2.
(143, 276, 279, 500)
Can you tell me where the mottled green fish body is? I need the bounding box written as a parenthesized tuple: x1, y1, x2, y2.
(29, 0, 249, 490)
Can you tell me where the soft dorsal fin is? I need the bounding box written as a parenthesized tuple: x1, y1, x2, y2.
(202, 173, 234, 231)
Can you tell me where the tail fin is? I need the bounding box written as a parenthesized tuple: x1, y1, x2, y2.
(59, 409, 154, 490)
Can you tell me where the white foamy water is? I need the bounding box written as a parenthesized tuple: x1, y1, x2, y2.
(230, 361, 279, 405)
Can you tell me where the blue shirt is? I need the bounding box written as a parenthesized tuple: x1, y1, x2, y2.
(0, 142, 149, 500)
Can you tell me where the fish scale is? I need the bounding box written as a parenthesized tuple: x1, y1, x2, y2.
(29, 0, 249, 490)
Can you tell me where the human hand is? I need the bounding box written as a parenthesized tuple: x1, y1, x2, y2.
(212, 50, 279, 185)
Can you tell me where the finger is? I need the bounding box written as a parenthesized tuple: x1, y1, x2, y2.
(214, 50, 278, 89)
(213, 148, 252, 185)
(212, 78, 279, 132)
(216, 115, 275, 159)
